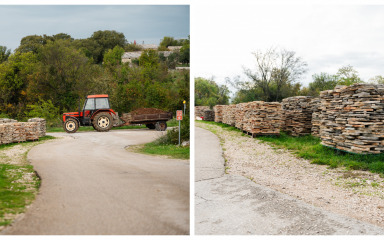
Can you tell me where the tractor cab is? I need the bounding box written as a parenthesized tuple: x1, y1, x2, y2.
(62, 94, 116, 133)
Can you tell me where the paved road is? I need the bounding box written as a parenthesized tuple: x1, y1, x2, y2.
(195, 127, 384, 235)
(3, 129, 189, 235)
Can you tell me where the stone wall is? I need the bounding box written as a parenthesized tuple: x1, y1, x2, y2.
(203, 109, 215, 121)
(214, 105, 226, 123)
(0, 118, 46, 145)
(319, 84, 384, 154)
(310, 98, 321, 137)
(222, 104, 237, 126)
(195, 106, 210, 118)
(28, 118, 46, 137)
(282, 96, 314, 136)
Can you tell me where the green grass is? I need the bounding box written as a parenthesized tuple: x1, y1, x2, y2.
(138, 142, 190, 159)
(0, 136, 56, 227)
(198, 120, 384, 175)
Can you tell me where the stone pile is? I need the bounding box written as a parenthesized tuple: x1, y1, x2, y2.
(203, 109, 215, 121)
(310, 98, 321, 137)
(195, 106, 210, 118)
(282, 96, 314, 136)
(222, 104, 237, 126)
(319, 84, 384, 154)
(0, 118, 17, 123)
(0, 118, 46, 145)
(235, 102, 248, 129)
(241, 101, 283, 136)
(28, 118, 46, 137)
(214, 105, 227, 123)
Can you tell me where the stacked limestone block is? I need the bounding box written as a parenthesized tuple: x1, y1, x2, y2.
(242, 101, 283, 136)
(282, 96, 314, 136)
(203, 109, 215, 121)
(12, 122, 27, 142)
(194, 106, 210, 118)
(222, 104, 237, 126)
(319, 84, 384, 154)
(310, 98, 321, 137)
(0, 123, 14, 144)
(235, 102, 248, 129)
(28, 118, 46, 137)
(24, 122, 39, 141)
(214, 105, 227, 123)
(0, 118, 17, 123)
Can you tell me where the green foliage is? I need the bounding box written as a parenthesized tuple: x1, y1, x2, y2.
(369, 75, 384, 84)
(103, 46, 125, 66)
(25, 98, 60, 127)
(0, 46, 11, 64)
(139, 142, 189, 159)
(159, 36, 180, 49)
(155, 115, 190, 145)
(195, 77, 230, 107)
(307, 73, 338, 96)
(335, 65, 363, 86)
(125, 42, 142, 52)
(90, 30, 127, 64)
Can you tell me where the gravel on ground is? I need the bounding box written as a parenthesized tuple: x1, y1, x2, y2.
(196, 121, 384, 228)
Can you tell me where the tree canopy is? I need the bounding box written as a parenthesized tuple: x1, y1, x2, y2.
(195, 77, 230, 107)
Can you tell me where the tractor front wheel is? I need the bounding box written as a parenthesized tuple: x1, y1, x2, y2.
(64, 118, 79, 133)
(93, 112, 113, 132)
(155, 121, 167, 131)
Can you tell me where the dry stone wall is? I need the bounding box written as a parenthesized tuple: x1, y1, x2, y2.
(195, 106, 210, 118)
(282, 96, 314, 136)
(203, 109, 215, 121)
(0, 118, 46, 145)
(319, 84, 384, 154)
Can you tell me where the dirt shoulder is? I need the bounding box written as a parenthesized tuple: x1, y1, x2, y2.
(196, 121, 384, 228)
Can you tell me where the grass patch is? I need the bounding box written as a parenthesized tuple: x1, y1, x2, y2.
(138, 142, 189, 159)
(199, 121, 384, 175)
(0, 136, 56, 228)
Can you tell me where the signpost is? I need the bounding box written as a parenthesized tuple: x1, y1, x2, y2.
(183, 100, 186, 115)
(176, 110, 183, 146)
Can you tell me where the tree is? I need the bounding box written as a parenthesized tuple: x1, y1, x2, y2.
(369, 75, 384, 84)
(16, 35, 46, 54)
(103, 46, 125, 67)
(335, 65, 363, 86)
(0, 46, 11, 63)
(195, 77, 230, 107)
(243, 48, 307, 102)
(90, 30, 127, 64)
(159, 36, 179, 50)
(307, 73, 338, 96)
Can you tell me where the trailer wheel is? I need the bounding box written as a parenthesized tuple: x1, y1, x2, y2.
(93, 112, 113, 132)
(146, 123, 156, 129)
(64, 118, 79, 133)
(155, 121, 167, 131)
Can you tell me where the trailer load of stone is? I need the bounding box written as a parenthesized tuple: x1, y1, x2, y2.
(222, 104, 237, 126)
(214, 105, 227, 123)
(28, 118, 46, 137)
(235, 102, 248, 129)
(310, 98, 321, 137)
(282, 96, 314, 136)
(195, 106, 210, 118)
(203, 109, 215, 121)
(241, 101, 283, 136)
(319, 84, 384, 154)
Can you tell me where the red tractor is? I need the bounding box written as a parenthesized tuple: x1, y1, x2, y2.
(62, 94, 117, 133)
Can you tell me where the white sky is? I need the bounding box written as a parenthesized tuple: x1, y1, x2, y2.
(192, 2, 384, 88)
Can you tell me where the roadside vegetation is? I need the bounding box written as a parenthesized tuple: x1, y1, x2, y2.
(199, 120, 384, 175)
(136, 115, 190, 159)
(0, 136, 55, 229)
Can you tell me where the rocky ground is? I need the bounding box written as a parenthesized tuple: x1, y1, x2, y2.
(196, 121, 384, 228)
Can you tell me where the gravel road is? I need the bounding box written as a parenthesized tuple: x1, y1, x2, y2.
(195, 126, 384, 235)
(2, 129, 189, 235)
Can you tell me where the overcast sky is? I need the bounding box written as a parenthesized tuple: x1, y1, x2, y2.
(0, 5, 190, 51)
(193, 3, 384, 87)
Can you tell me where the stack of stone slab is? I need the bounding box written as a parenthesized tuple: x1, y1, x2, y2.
(28, 118, 46, 137)
(235, 102, 248, 129)
(0, 123, 14, 144)
(319, 84, 384, 154)
(241, 101, 283, 136)
(222, 104, 237, 126)
(310, 98, 321, 137)
(0, 118, 17, 123)
(194, 106, 210, 118)
(11, 122, 27, 142)
(203, 109, 215, 121)
(282, 96, 314, 136)
(24, 122, 39, 141)
(214, 105, 227, 123)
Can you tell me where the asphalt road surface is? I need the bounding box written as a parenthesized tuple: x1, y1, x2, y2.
(3, 129, 189, 235)
(195, 127, 384, 235)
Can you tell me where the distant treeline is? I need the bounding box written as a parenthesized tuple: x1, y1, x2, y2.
(0, 30, 190, 126)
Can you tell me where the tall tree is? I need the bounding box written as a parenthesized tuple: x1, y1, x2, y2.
(307, 73, 338, 96)
(90, 30, 127, 64)
(335, 65, 363, 86)
(0, 46, 11, 63)
(195, 77, 230, 107)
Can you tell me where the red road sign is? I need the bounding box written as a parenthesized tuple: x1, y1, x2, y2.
(176, 110, 183, 121)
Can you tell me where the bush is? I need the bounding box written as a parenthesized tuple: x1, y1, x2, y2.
(25, 98, 61, 127)
(155, 114, 190, 145)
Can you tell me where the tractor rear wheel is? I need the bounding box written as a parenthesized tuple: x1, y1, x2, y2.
(93, 112, 113, 132)
(155, 121, 167, 131)
(146, 123, 156, 129)
(64, 118, 79, 133)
